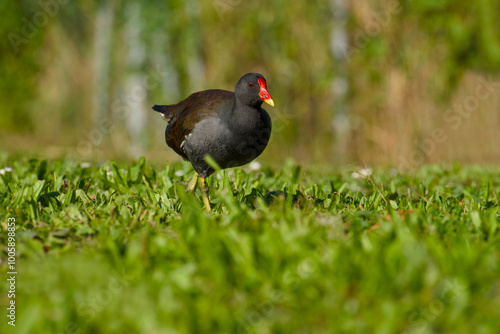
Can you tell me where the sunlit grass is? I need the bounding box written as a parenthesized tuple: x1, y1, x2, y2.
(1, 156, 500, 333)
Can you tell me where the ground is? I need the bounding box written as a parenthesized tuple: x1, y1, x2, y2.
(1, 156, 500, 333)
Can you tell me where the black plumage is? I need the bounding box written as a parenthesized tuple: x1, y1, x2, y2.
(153, 73, 274, 211)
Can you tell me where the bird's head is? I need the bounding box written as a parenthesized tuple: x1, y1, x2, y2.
(235, 73, 274, 108)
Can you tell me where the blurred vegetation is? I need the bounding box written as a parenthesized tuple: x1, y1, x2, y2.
(0, 0, 499, 166)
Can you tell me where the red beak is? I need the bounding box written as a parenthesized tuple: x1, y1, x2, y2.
(258, 78, 274, 107)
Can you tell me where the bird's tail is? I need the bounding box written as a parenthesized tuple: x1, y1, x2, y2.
(152, 105, 174, 121)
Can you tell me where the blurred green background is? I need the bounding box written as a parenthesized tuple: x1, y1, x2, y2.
(1, 0, 500, 168)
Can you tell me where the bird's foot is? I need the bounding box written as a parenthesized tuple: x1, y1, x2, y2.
(176, 171, 211, 212)
(185, 172, 199, 192)
(199, 177, 211, 212)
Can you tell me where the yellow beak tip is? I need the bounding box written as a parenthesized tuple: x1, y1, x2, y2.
(264, 99, 275, 107)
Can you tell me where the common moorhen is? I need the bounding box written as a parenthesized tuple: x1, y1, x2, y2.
(153, 73, 274, 211)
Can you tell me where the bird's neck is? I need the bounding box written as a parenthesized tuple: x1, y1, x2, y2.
(224, 98, 262, 128)
(232, 96, 263, 113)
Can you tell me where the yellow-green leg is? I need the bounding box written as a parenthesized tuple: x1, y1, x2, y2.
(180, 171, 210, 212)
(186, 172, 198, 192)
(199, 177, 211, 212)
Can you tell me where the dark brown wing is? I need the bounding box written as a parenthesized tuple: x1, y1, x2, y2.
(153, 89, 234, 159)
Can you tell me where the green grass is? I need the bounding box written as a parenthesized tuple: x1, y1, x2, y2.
(1, 155, 500, 334)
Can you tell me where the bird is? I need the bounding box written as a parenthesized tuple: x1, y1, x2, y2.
(153, 73, 274, 212)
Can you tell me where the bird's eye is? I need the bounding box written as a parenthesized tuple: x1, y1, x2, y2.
(248, 82, 254, 87)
